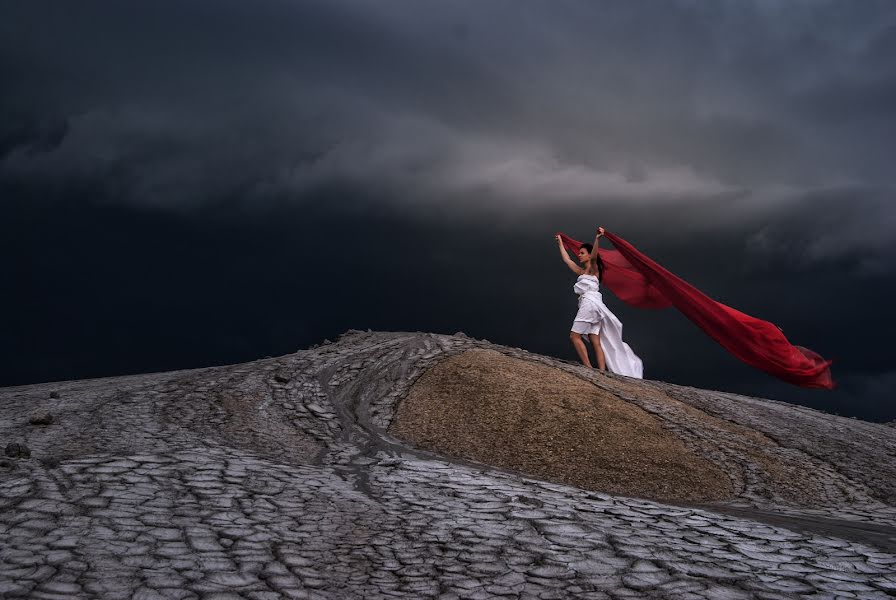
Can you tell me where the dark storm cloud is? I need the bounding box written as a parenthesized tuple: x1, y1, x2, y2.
(2, 0, 895, 420)
(744, 186, 896, 276)
(3, 0, 896, 210)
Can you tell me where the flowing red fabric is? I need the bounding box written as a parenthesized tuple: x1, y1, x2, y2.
(558, 232, 834, 389)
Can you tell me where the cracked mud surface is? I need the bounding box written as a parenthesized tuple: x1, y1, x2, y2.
(2, 330, 895, 599)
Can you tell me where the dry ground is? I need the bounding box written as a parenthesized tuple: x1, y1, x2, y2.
(390, 348, 734, 503)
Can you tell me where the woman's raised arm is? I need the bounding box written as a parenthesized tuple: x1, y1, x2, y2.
(589, 227, 604, 266)
(556, 234, 584, 275)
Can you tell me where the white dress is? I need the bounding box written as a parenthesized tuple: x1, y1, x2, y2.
(571, 274, 644, 378)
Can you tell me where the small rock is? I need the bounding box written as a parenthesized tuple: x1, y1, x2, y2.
(39, 456, 60, 468)
(29, 410, 53, 425)
(515, 495, 544, 507)
(4, 443, 31, 459)
(273, 374, 290, 384)
(49, 391, 60, 399)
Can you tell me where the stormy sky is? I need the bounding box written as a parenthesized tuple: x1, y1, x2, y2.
(3, 0, 895, 421)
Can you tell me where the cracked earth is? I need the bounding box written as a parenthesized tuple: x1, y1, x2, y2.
(1, 330, 895, 599)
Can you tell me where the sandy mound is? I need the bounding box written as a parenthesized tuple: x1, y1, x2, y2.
(390, 349, 733, 503)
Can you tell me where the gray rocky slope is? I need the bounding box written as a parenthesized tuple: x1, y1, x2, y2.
(1, 330, 895, 599)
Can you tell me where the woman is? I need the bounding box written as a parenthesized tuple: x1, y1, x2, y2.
(555, 227, 643, 378)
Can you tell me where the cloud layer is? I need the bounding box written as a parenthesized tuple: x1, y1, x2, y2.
(3, 0, 896, 214)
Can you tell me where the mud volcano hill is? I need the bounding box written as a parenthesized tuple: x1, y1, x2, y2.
(2, 330, 896, 599)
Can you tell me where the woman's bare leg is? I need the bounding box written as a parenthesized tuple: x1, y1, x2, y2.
(569, 332, 593, 367)
(588, 333, 606, 371)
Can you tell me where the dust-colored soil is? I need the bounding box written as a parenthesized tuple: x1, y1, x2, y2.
(390, 349, 734, 503)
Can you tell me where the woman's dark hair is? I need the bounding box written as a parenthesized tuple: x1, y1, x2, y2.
(580, 243, 605, 282)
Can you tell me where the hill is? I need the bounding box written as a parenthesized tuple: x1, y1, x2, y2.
(1, 330, 895, 598)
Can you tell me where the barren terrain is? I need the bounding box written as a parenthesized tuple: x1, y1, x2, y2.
(1, 331, 895, 598)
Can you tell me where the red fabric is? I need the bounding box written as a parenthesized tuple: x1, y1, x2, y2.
(558, 233, 670, 309)
(558, 231, 835, 389)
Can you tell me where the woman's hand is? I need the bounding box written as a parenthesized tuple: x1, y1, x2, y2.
(555, 234, 563, 245)
(596, 227, 605, 238)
